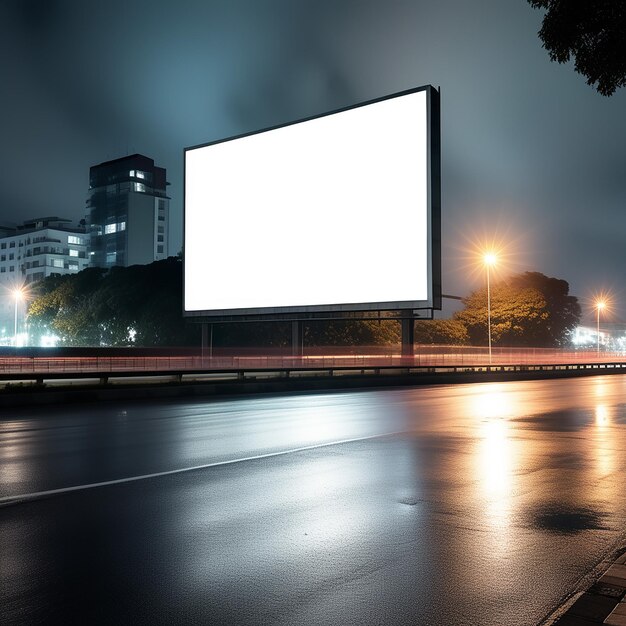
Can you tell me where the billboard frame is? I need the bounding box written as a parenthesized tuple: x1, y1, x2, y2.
(183, 84, 441, 322)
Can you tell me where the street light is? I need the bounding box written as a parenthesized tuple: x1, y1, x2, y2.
(596, 300, 606, 355)
(13, 287, 23, 346)
(483, 252, 497, 364)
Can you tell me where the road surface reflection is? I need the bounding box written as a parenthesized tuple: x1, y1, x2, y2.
(3, 375, 626, 625)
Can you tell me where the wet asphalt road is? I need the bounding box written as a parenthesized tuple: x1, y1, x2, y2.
(3, 375, 626, 625)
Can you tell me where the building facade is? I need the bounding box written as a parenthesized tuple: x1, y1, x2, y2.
(87, 154, 169, 268)
(0, 217, 89, 344)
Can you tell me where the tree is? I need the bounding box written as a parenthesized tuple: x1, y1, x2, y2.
(528, 1, 626, 96)
(413, 319, 469, 345)
(455, 284, 549, 346)
(304, 319, 400, 347)
(26, 260, 401, 349)
(27, 259, 200, 346)
(508, 271, 581, 346)
(453, 271, 580, 347)
(28, 267, 107, 346)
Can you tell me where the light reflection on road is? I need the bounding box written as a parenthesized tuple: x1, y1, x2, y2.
(5, 376, 626, 626)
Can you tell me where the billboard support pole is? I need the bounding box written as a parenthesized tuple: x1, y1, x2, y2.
(291, 320, 302, 358)
(401, 315, 414, 358)
(201, 323, 207, 363)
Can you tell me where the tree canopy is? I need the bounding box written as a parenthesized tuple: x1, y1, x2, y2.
(413, 319, 469, 345)
(528, 1, 626, 96)
(454, 284, 549, 347)
(28, 259, 200, 346)
(453, 271, 580, 347)
(27, 259, 402, 348)
(508, 271, 581, 346)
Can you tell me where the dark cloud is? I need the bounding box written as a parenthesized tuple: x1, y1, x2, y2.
(1, 0, 625, 320)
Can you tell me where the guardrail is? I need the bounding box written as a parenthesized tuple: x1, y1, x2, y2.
(0, 347, 625, 375)
(1, 360, 626, 388)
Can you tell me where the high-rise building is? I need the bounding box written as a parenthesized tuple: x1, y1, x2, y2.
(87, 154, 169, 268)
(0, 216, 89, 344)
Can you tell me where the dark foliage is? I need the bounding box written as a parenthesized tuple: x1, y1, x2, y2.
(529, 1, 626, 96)
(28, 259, 402, 348)
(28, 258, 200, 346)
(454, 271, 580, 347)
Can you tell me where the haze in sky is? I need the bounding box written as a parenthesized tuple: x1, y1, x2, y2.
(2, 0, 625, 320)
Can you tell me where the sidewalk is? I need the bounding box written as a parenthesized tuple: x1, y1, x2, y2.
(548, 551, 626, 625)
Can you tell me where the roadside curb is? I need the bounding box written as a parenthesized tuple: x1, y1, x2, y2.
(544, 550, 626, 625)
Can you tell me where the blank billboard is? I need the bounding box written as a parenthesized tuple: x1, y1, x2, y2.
(184, 85, 439, 317)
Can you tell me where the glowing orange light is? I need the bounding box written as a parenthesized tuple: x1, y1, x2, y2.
(483, 252, 497, 267)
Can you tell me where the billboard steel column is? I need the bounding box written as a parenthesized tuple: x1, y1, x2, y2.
(291, 320, 303, 358)
(201, 323, 207, 362)
(401, 316, 414, 357)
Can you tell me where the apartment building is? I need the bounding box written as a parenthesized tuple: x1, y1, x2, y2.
(87, 154, 169, 268)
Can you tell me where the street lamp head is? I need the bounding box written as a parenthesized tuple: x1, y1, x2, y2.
(596, 300, 606, 311)
(483, 252, 497, 267)
(13, 288, 23, 300)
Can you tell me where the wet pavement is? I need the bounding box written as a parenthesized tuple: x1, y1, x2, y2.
(2, 375, 626, 624)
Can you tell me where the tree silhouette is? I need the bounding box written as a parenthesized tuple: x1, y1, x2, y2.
(453, 271, 580, 347)
(528, 1, 626, 96)
(413, 320, 469, 345)
(27, 259, 402, 348)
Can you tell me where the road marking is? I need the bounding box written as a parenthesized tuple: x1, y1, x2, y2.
(0, 431, 401, 507)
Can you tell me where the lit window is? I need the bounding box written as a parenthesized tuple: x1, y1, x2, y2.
(52, 259, 64, 268)
(129, 170, 135, 177)
(136, 171, 146, 179)
(105, 224, 116, 234)
(119, 221, 126, 231)
(134, 183, 145, 193)
(69, 249, 79, 257)
(68, 235, 83, 245)
(106, 252, 117, 263)
(69, 262, 79, 270)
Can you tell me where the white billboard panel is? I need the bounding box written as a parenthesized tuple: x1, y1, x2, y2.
(184, 86, 438, 317)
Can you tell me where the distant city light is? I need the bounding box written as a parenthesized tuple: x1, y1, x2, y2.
(39, 333, 59, 348)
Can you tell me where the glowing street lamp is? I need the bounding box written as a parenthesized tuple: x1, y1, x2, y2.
(13, 287, 23, 346)
(483, 252, 497, 364)
(596, 299, 606, 355)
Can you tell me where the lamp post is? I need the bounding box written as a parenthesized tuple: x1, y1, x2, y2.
(483, 253, 497, 364)
(596, 300, 605, 355)
(13, 288, 23, 346)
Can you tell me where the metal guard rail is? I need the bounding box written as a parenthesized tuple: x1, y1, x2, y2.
(1, 361, 625, 387)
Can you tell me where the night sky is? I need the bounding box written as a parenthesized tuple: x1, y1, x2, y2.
(2, 0, 625, 321)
